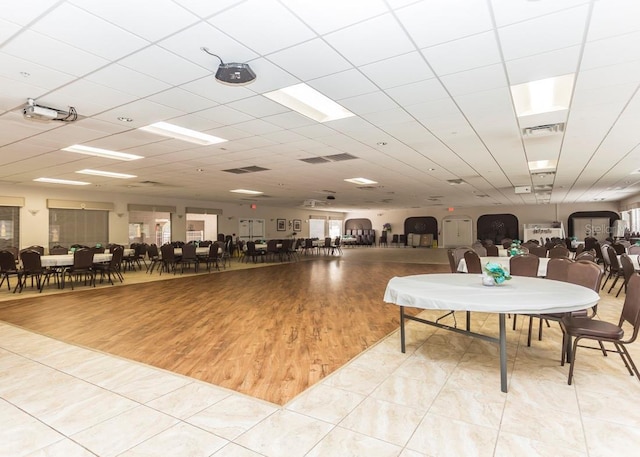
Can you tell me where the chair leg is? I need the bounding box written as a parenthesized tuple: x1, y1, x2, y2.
(618, 343, 640, 378)
(567, 337, 580, 385)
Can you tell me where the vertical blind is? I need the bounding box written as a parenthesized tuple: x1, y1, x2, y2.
(0, 206, 20, 250)
(49, 209, 108, 248)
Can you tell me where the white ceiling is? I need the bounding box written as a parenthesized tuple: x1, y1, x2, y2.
(1, 0, 640, 212)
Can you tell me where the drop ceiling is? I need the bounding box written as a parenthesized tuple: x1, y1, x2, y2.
(1, 0, 640, 212)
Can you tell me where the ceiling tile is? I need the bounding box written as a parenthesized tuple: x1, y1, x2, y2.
(0, 0, 60, 26)
(360, 52, 434, 89)
(309, 69, 379, 101)
(324, 14, 415, 66)
(84, 64, 171, 97)
(440, 64, 507, 97)
(71, 0, 200, 42)
(396, 0, 493, 48)
(211, 0, 315, 55)
(490, 0, 590, 27)
(339, 91, 399, 115)
(588, 0, 640, 41)
(31, 3, 149, 60)
(119, 46, 210, 86)
(146, 88, 218, 113)
(505, 46, 580, 85)
(267, 39, 352, 80)
(422, 31, 501, 76)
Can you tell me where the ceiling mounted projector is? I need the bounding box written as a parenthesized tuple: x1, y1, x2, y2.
(201, 47, 256, 86)
(23, 98, 78, 122)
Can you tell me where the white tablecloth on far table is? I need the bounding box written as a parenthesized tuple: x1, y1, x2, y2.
(173, 247, 211, 256)
(458, 256, 550, 277)
(41, 253, 112, 267)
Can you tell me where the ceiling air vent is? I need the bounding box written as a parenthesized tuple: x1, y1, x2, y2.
(222, 165, 270, 174)
(447, 179, 465, 185)
(300, 157, 330, 164)
(522, 122, 565, 137)
(325, 153, 357, 162)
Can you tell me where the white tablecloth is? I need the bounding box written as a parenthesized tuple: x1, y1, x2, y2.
(384, 273, 599, 314)
(173, 247, 211, 256)
(41, 253, 112, 267)
(458, 256, 550, 277)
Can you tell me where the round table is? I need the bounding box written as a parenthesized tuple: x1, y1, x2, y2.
(383, 273, 599, 392)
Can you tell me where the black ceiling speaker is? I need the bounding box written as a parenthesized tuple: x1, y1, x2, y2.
(201, 47, 256, 86)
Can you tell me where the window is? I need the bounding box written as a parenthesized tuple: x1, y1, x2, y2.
(328, 220, 342, 239)
(0, 206, 19, 250)
(49, 209, 108, 249)
(309, 219, 325, 239)
(128, 210, 171, 246)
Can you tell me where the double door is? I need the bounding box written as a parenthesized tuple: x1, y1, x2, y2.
(442, 218, 473, 248)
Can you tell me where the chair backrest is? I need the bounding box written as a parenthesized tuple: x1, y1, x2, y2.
(612, 243, 627, 255)
(584, 237, 598, 250)
(463, 250, 482, 274)
(485, 245, 499, 257)
(605, 245, 621, 271)
(472, 245, 487, 257)
(501, 238, 513, 249)
(160, 243, 175, 261)
(246, 241, 257, 254)
(628, 245, 640, 255)
(446, 249, 457, 273)
(73, 248, 94, 269)
(574, 251, 596, 262)
(575, 243, 585, 255)
(147, 244, 159, 258)
(25, 245, 45, 255)
(181, 243, 196, 259)
(453, 247, 472, 268)
(509, 254, 540, 277)
(20, 249, 43, 272)
(267, 239, 278, 252)
(0, 250, 16, 271)
(566, 260, 604, 292)
(594, 242, 605, 263)
(620, 254, 636, 283)
(109, 246, 124, 266)
(548, 246, 570, 258)
(4, 246, 19, 259)
(545, 257, 573, 282)
(620, 273, 640, 342)
(529, 245, 547, 258)
(49, 246, 68, 255)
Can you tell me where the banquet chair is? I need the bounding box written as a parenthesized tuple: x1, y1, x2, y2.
(485, 245, 499, 257)
(561, 272, 640, 385)
(0, 250, 20, 291)
(206, 242, 222, 271)
(525, 257, 573, 345)
(529, 245, 547, 258)
(245, 241, 266, 263)
(472, 245, 487, 257)
(612, 243, 627, 255)
(509, 254, 539, 277)
(145, 244, 160, 273)
(575, 250, 596, 262)
(602, 245, 624, 293)
(453, 247, 472, 270)
(446, 249, 458, 273)
(463, 250, 482, 274)
(391, 234, 399, 247)
(49, 245, 69, 255)
(333, 237, 342, 255)
(159, 244, 178, 275)
(62, 248, 95, 290)
(501, 238, 513, 249)
(616, 254, 636, 297)
(548, 246, 570, 258)
(628, 245, 640, 255)
(179, 243, 198, 273)
(16, 249, 57, 293)
(93, 246, 124, 285)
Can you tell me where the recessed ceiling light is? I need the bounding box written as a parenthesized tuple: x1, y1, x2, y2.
(428, 168, 436, 171)
(76, 169, 136, 179)
(139, 122, 227, 145)
(264, 83, 355, 123)
(34, 177, 90, 186)
(117, 116, 133, 122)
(377, 142, 387, 146)
(196, 168, 204, 172)
(511, 74, 574, 117)
(528, 160, 557, 172)
(62, 144, 143, 161)
(230, 189, 263, 195)
(20, 71, 30, 77)
(344, 177, 378, 185)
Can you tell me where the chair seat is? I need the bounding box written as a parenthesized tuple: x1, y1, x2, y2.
(561, 316, 624, 339)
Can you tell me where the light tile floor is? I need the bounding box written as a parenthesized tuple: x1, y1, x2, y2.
(2, 252, 640, 456)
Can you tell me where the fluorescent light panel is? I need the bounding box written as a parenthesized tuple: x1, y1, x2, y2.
(62, 144, 143, 161)
(76, 169, 137, 179)
(511, 74, 574, 117)
(344, 177, 378, 185)
(34, 177, 90, 186)
(264, 83, 355, 123)
(230, 189, 263, 195)
(139, 122, 227, 145)
(528, 160, 557, 172)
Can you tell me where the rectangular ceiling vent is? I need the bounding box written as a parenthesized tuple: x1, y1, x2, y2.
(222, 166, 270, 174)
(522, 122, 565, 137)
(356, 186, 378, 190)
(447, 179, 466, 185)
(300, 157, 330, 164)
(325, 153, 358, 162)
(299, 153, 358, 164)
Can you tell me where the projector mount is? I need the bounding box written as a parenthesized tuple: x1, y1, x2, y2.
(201, 47, 256, 86)
(23, 98, 78, 122)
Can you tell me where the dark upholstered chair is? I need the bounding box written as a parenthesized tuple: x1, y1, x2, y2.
(463, 250, 482, 274)
(561, 273, 640, 385)
(509, 254, 539, 277)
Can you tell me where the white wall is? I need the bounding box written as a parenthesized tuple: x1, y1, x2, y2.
(0, 184, 346, 249)
(346, 202, 621, 247)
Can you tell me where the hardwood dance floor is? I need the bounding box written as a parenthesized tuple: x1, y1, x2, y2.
(0, 257, 447, 404)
